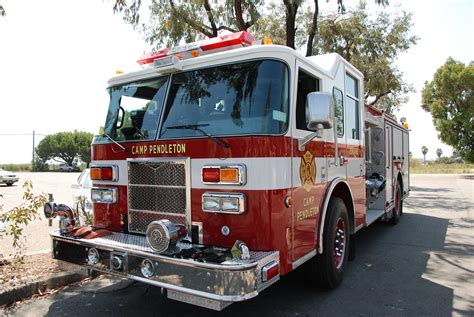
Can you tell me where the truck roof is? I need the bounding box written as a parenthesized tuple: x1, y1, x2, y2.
(107, 43, 361, 87)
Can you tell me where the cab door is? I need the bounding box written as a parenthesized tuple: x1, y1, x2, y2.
(291, 62, 326, 262)
(344, 72, 365, 228)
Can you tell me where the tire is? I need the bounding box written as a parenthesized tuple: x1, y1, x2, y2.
(390, 181, 403, 225)
(60, 168, 64, 172)
(6, 183, 13, 186)
(314, 197, 350, 289)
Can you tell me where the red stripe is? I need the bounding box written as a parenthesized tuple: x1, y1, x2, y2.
(93, 136, 364, 160)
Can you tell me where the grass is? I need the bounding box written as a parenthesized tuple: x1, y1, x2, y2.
(0, 164, 31, 172)
(410, 159, 474, 174)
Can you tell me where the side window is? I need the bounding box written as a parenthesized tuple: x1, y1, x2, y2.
(296, 69, 320, 131)
(333, 88, 344, 137)
(345, 73, 360, 140)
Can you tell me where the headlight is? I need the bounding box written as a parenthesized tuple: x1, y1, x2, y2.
(91, 187, 118, 203)
(202, 193, 245, 214)
(221, 196, 241, 212)
(202, 196, 220, 211)
(87, 248, 100, 265)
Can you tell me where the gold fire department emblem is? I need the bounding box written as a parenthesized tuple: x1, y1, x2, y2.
(300, 151, 316, 192)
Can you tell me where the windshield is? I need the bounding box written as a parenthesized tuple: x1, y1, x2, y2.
(160, 60, 289, 138)
(99, 59, 289, 143)
(103, 77, 169, 141)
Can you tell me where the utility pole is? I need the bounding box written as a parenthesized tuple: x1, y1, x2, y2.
(32, 130, 35, 172)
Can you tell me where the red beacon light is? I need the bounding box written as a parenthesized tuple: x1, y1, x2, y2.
(137, 31, 255, 67)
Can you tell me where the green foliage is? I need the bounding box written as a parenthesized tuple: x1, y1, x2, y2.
(422, 58, 474, 163)
(36, 130, 93, 167)
(0, 181, 47, 262)
(112, 1, 415, 113)
(436, 148, 442, 159)
(421, 146, 428, 155)
(114, 0, 263, 48)
(410, 161, 474, 174)
(0, 164, 31, 172)
(0, 5, 5, 17)
(308, 4, 417, 113)
(33, 155, 49, 172)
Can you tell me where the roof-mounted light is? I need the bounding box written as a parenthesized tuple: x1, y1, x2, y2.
(137, 31, 255, 68)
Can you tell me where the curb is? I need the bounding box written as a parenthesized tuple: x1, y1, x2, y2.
(0, 269, 89, 307)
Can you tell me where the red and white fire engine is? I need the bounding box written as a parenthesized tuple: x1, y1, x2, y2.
(44, 31, 409, 310)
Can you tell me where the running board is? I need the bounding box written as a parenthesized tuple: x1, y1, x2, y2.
(365, 208, 385, 226)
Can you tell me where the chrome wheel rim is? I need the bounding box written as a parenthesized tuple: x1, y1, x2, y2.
(334, 218, 346, 269)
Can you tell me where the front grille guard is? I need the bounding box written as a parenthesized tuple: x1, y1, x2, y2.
(127, 158, 191, 234)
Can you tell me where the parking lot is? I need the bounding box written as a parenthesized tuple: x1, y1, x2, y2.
(0, 172, 81, 259)
(1, 174, 473, 316)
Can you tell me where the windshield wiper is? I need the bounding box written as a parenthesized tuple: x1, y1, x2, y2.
(165, 124, 230, 149)
(100, 134, 127, 152)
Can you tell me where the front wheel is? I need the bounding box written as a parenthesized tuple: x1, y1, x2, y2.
(314, 197, 350, 289)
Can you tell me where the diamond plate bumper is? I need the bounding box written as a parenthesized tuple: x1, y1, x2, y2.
(50, 231, 279, 303)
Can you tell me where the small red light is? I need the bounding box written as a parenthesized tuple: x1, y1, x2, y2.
(202, 168, 220, 183)
(266, 264, 279, 280)
(101, 167, 114, 180)
(137, 48, 171, 65)
(90, 166, 114, 180)
(262, 262, 279, 282)
(200, 31, 254, 51)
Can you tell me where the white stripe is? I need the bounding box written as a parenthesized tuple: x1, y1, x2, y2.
(92, 157, 365, 190)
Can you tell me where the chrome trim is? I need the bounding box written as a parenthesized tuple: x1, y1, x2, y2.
(91, 187, 118, 204)
(355, 223, 364, 232)
(202, 192, 246, 214)
(50, 231, 279, 302)
(201, 164, 247, 185)
(317, 178, 355, 254)
(90, 164, 119, 182)
(191, 221, 204, 244)
(292, 249, 317, 270)
(126, 157, 191, 234)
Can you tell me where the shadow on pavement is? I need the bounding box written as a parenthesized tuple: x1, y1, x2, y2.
(41, 212, 465, 316)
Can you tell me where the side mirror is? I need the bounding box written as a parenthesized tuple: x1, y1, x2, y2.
(306, 92, 334, 131)
(298, 92, 334, 151)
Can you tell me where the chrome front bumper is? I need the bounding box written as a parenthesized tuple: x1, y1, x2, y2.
(50, 231, 279, 305)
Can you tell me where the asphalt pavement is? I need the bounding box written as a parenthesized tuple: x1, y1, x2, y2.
(1, 174, 473, 316)
(0, 172, 80, 259)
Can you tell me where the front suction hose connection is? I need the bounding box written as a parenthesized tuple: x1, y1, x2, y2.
(43, 193, 76, 234)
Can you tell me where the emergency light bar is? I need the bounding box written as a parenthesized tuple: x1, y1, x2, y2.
(137, 31, 255, 67)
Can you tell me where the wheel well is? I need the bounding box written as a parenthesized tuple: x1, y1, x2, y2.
(331, 182, 355, 234)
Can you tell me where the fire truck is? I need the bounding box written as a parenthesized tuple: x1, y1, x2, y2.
(44, 31, 409, 310)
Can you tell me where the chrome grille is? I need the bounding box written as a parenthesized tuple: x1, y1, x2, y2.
(128, 159, 189, 234)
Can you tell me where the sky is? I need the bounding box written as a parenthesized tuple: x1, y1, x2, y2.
(0, 0, 472, 164)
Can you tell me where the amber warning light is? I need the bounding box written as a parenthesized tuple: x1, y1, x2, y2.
(201, 165, 246, 185)
(90, 166, 117, 181)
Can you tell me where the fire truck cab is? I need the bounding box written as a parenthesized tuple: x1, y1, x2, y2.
(45, 32, 409, 310)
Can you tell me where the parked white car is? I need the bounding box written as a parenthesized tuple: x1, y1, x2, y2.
(0, 168, 19, 186)
(71, 169, 93, 225)
(59, 163, 80, 172)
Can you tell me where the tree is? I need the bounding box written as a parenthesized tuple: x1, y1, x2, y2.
(436, 148, 442, 159)
(421, 145, 428, 163)
(36, 131, 93, 167)
(113, 1, 414, 112)
(0, 5, 5, 17)
(308, 5, 417, 113)
(422, 58, 474, 163)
